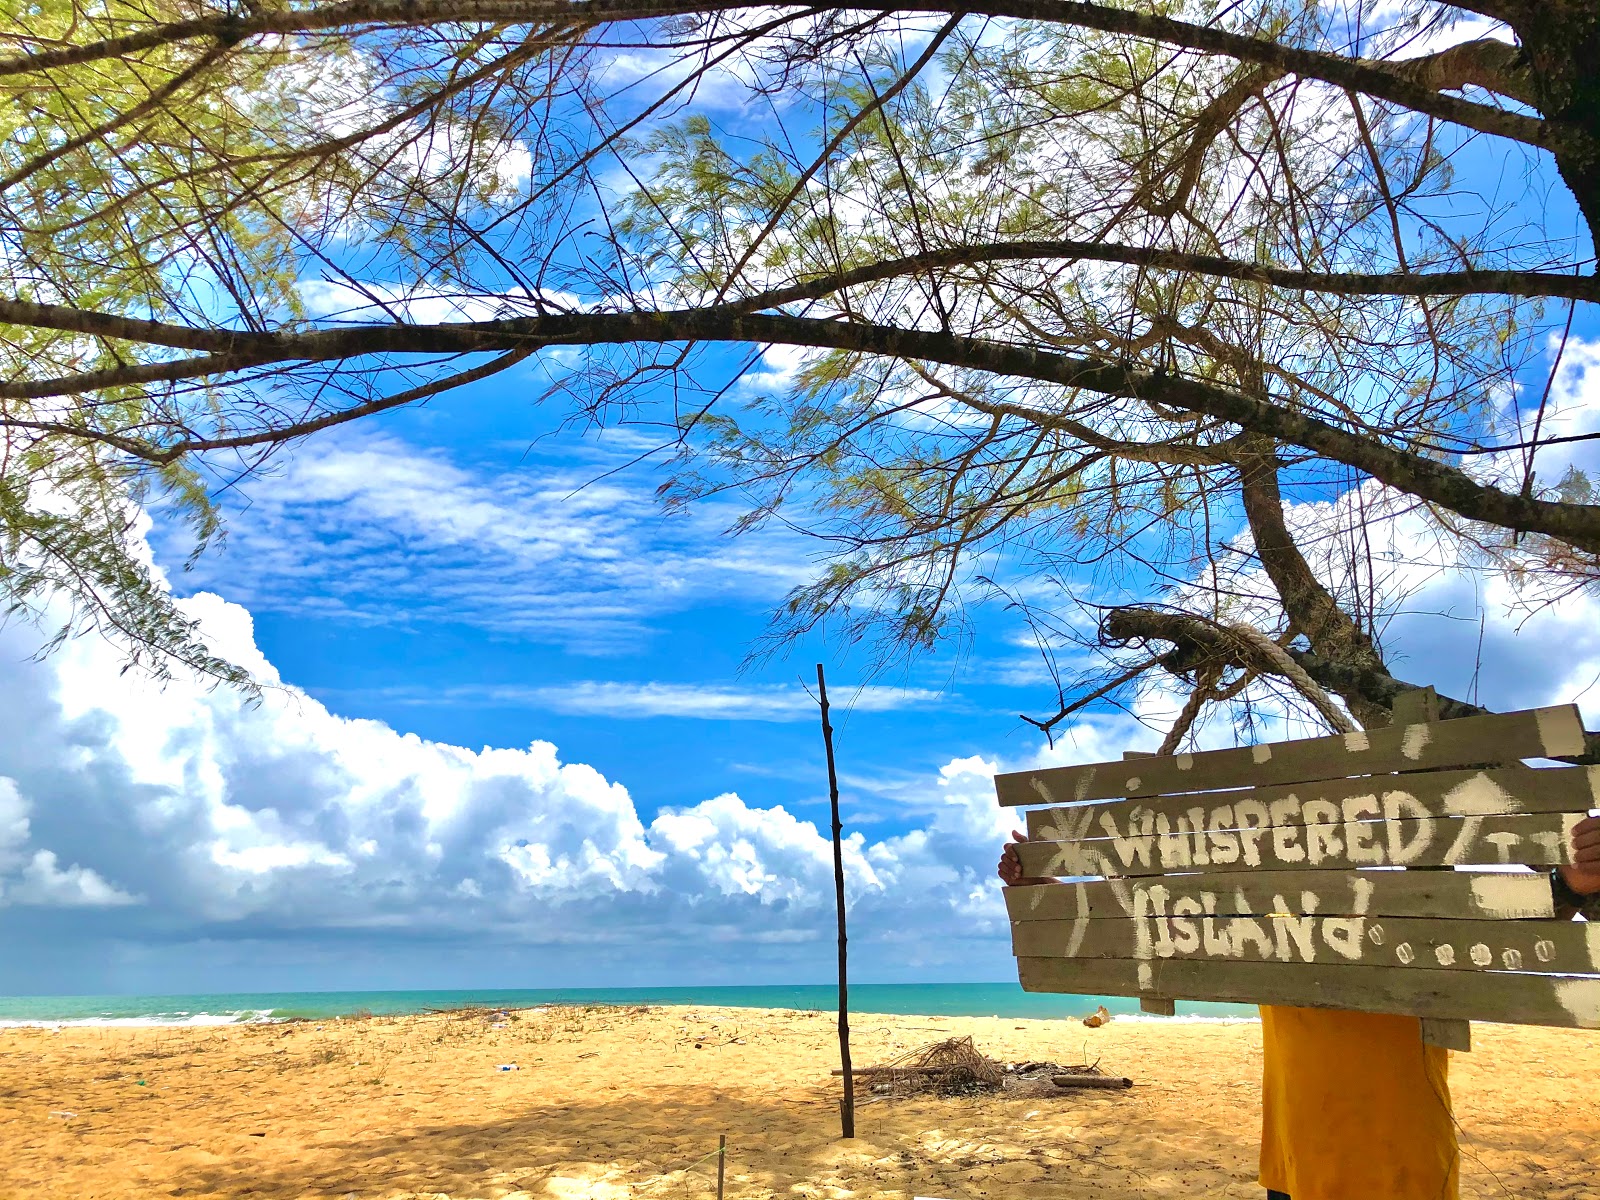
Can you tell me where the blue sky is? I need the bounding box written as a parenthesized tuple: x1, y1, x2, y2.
(2, 326, 1598, 998)
(5, 11, 1600, 997)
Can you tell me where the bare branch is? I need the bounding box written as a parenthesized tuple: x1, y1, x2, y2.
(0, 0, 1562, 152)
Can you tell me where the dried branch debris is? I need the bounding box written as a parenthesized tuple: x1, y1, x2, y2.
(833, 1036, 1132, 1102)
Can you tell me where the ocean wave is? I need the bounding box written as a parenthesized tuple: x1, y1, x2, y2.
(0, 1009, 280, 1029)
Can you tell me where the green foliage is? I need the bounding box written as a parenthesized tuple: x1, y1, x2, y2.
(0, 0, 1587, 685)
(625, 6, 1538, 663)
(0, 0, 572, 680)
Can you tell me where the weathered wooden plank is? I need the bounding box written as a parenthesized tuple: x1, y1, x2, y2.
(1001, 871, 1556, 923)
(1024, 766, 1600, 847)
(1014, 811, 1581, 877)
(995, 705, 1587, 805)
(1015, 955, 1600, 1028)
(1010, 915, 1600, 975)
(1422, 1018, 1471, 1051)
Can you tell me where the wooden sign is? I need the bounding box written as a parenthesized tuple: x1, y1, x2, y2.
(997, 702, 1600, 1033)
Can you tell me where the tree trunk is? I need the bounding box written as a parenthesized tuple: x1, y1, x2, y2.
(1236, 436, 1393, 728)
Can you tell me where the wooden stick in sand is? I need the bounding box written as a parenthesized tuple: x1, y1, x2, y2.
(1053, 1073, 1133, 1089)
(816, 663, 855, 1139)
(716, 1133, 726, 1200)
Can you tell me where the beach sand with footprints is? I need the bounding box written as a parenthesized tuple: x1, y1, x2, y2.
(1, 1005, 1594, 1199)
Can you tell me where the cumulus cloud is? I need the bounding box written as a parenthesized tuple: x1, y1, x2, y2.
(0, 579, 1047, 991)
(15, 340, 1600, 995)
(0, 779, 137, 908)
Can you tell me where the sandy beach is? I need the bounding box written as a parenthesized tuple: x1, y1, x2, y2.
(0, 1005, 1593, 1199)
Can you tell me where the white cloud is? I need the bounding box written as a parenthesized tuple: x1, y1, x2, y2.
(160, 428, 817, 652)
(296, 279, 583, 325)
(0, 576, 1040, 988)
(378, 679, 948, 720)
(0, 779, 138, 908)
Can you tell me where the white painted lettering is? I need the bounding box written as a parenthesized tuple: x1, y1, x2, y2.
(1400, 723, 1431, 760)
(1382, 792, 1434, 864)
(1435, 944, 1456, 966)
(1169, 897, 1201, 954)
(1302, 798, 1340, 828)
(1269, 798, 1306, 863)
(1134, 883, 1174, 959)
(1469, 943, 1492, 967)
(1302, 798, 1343, 866)
(1530, 829, 1564, 860)
(1229, 914, 1275, 959)
(1442, 813, 1486, 865)
(1351, 875, 1375, 915)
(1484, 831, 1522, 863)
(1098, 809, 1156, 871)
(1186, 807, 1211, 867)
(1322, 915, 1366, 960)
(1155, 813, 1193, 870)
(1270, 895, 1316, 962)
(1227, 890, 1274, 959)
(1396, 942, 1416, 965)
(1200, 892, 1231, 956)
(1234, 799, 1270, 868)
(1206, 805, 1241, 864)
(1341, 795, 1385, 865)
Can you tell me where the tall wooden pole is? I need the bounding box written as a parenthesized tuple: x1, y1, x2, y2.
(816, 663, 855, 1138)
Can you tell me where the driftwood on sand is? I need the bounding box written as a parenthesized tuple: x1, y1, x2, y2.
(834, 1036, 1133, 1101)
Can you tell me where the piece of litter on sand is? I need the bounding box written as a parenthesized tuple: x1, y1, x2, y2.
(496, 1063, 519, 1071)
(577, 1051, 598, 1059)
(48, 1111, 75, 1119)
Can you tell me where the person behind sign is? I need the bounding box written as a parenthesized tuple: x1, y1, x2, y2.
(997, 824, 1600, 1200)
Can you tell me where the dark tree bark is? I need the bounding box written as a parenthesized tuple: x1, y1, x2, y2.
(815, 664, 854, 1139)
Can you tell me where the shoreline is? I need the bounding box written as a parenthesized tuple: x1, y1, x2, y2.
(0, 1006, 1266, 1030)
(0, 981, 1259, 1026)
(3, 1004, 1595, 1198)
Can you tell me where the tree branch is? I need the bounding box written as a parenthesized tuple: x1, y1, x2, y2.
(1100, 603, 1600, 760)
(722, 241, 1600, 309)
(1237, 436, 1391, 728)
(6, 306, 1600, 551)
(1385, 37, 1536, 110)
(0, 0, 1563, 152)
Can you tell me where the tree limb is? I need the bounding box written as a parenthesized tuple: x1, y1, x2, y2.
(0, 0, 1563, 153)
(1100, 603, 1600, 760)
(721, 241, 1600, 309)
(1237, 436, 1391, 727)
(6, 307, 1600, 551)
(1385, 37, 1536, 110)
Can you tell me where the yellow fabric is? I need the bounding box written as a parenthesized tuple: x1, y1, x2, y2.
(1259, 1005, 1458, 1200)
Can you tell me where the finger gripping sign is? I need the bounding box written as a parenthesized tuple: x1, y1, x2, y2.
(996, 703, 1600, 1033)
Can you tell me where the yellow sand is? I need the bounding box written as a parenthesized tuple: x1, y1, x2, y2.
(0, 1006, 1593, 1199)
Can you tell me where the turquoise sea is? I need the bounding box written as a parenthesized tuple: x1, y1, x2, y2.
(0, 983, 1256, 1026)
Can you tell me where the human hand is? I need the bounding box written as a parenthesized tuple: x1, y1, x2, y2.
(997, 829, 1058, 887)
(1560, 814, 1600, 896)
